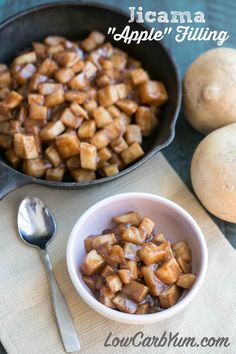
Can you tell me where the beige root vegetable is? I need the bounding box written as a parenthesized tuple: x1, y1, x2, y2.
(183, 48, 236, 134)
(191, 123, 236, 222)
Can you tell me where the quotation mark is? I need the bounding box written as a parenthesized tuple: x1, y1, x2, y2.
(164, 27, 172, 35)
(108, 27, 116, 35)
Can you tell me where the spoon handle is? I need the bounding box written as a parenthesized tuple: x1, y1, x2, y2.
(41, 249, 80, 352)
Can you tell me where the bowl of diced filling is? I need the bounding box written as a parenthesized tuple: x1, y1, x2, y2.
(0, 3, 181, 197)
(67, 193, 208, 324)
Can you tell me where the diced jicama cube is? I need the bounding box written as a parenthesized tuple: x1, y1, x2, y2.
(81, 31, 105, 52)
(138, 80, 168, 106)
(116, 83, 127, 100)
(16, 63, 36, 85)
(0, 87, 10, 100)
(104, 121, 124, 141)
(113, 211, 142, 226)
(33, 42, 46, 57)
(107, 105, 120, 119)
(118, 269, 132, 284)
(45, 167, 65, 182)
(5, 148, 21, 168)
(0, 134, 12, 149)
(54, 51, 78, 68)
(14, 133, 38, 159)
(135, 106, 157, 136)
(83, 61, 97, 80)
(69, 72, 87, 90)
(155, 258, 182, 285)
(78, 120, 96, 139)
(90, 129, 110, 149)
(101, 265, 115, 277)
(66, 155, 80, 170)
(122, 226, 146, 245)
(98, 147, 112, 162)
(70, 168, 96, 182)
(138, 241, 173, 265)
(139, 216, 155, 236)
(125, 260, 139, 279)
(0, 121, 9, 134)
(152, 233, 166, 245)
(71, 58, 84, 73)
(60, 108, 83, 129)
(2, 91, 23, 109)
(84, 99, 97, 113)
(29, 73, 47, 91)
(0, 71, 11, 87)
(172, 242, 192, 263)
(99, 286, 116, 308)
(22, 158, 48, 178)
(110, 51, 127, 71)
(123, 280, 148, 302)
(14, 51, 37, 65)
(116, 99, 138, 116)
(141, 265, 167, 296)
(55, 133, 80, 158)
(91, 233, 116, 249)
(124, 125, 142, 145)
(109, 153, 125, 170)
(44, 35, 66, 46)
(110, 137, 128, 154)
(106, 275, 122, 293)
(44, 90, 64, 107)
(29, 104, 47, 121)
(159, 284, 181, 308)
(123, 242, 141, 260)
(130, 68, 149, 85)
(96, 74, 112, 88)
(70, 103, 88, 119)
(64, 90, 87, 104)
(48, 44, 65, 55)
(136, 303, 150, 314)
(176, 256, 192, 273)
(82, 275, 96, 293)
(54, 68, 75, 83)
(121, 142, 144, 165)
(38, 83, 63, 95)
(103, 164, 119, 177)
(80, 249, 104, 276)
(93, 106, 112, 128)
(9, 120, 21, 134)
(40, 121, 65, 141)
(98, 85, 118, 107)
(28, 94, 44, 105)
(84, 236, 95, 253)
(176, 274, 196, 289)
(45, 145, 63, 167)
(97, 243, 125, 266)
(37, 58, 58, 76)
(80, 142, 97, 171)
(112, 294, 137, 314)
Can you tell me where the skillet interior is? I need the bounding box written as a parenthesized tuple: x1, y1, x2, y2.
(0, 2, 181, 188)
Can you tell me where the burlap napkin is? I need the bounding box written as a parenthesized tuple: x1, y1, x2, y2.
(0, 153, 235, 354)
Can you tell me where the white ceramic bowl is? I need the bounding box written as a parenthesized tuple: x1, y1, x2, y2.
(67, 193, 208, 324)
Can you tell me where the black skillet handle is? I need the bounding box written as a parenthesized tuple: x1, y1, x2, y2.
(0, 164, 29, 200)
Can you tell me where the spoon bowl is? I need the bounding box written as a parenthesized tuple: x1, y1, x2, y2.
(18, 196, 56, 249)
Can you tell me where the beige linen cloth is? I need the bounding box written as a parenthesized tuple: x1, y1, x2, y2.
(0, 153, 235, 354)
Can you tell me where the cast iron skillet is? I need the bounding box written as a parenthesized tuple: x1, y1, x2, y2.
(0, 2, 181, 200)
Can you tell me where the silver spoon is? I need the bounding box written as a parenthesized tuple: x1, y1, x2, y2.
(17, 196, 80, 353)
